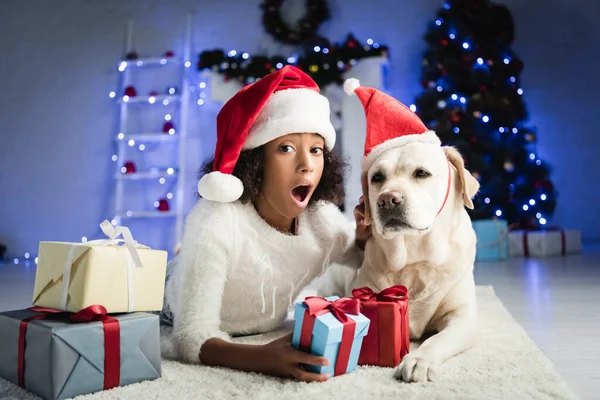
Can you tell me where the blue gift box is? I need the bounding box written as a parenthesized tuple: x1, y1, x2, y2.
(291, 296, 370, 377)
(473, 219, 509, 261)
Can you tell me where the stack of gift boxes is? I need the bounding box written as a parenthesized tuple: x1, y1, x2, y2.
(0, 220, 168, 400)
(472, 219, 582, 261)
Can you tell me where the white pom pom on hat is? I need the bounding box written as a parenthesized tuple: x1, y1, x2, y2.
(343, 78, 361, 95)
(197, 171, 244, 203)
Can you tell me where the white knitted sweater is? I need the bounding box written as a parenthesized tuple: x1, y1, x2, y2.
(165, 199, 362, 363)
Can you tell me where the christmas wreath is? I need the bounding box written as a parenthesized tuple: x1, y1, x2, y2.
(261, 0, 330, 45)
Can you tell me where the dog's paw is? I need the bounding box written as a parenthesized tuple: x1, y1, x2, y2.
(395, 354, 437, 383)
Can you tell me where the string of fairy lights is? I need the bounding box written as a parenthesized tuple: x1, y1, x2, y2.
(11, 54, 209, 265)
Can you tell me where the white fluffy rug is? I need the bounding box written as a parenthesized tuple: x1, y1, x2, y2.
(0, 286, 577, 400)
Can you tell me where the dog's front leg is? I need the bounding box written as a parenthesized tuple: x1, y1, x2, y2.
(395, 311, 478, 383)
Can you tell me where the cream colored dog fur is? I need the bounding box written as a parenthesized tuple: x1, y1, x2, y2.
(323, 141, 480, 383)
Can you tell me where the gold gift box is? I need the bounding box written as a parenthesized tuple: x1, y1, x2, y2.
(32, 241, 167, 313)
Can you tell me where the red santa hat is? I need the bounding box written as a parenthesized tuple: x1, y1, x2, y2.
(198, 65, 336, 202)
(343, 78, 441, 172)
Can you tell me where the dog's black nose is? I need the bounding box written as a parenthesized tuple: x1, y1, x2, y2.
(378, 192, 403, 210)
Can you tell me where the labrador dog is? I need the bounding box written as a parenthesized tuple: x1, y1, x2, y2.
(323, 141, 480, 382)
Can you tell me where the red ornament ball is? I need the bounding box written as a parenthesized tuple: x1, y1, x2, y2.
(347, 41, 357, 48)
(163, 121, 175, 134)
(149, 91, 158, 96)
(441, 39, 449, 46)
(452, 115, 461, 123)
(157, 199, 170, 212)
(164, 50, 174, 57)
(124, 86, 137, 97)
(123, 161, 136, 174)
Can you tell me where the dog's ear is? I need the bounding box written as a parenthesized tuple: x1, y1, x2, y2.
(443, 147, 480, 209)
(361, 171, 373, 225)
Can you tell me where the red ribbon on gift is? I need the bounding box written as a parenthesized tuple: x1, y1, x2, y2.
(522, 228, 566, 257)
(352, 285, 410, 367)
(352, 285, 409, 303)
(298, 297, 359, 376)
(18, 305, 120, 390)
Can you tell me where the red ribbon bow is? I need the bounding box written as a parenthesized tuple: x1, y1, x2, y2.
(351, 285, 410, 367)
(303, 296, 360, 322)
(299, 297, 360, 376)
(351, 285, 409, 303)
(18, 305, 120, 390)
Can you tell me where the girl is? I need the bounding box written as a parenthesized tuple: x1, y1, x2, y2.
(162, 66, 368, 383)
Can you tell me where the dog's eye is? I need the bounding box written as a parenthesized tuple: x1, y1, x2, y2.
(371, 172, 386, 184)
(414, 169, 431, 178)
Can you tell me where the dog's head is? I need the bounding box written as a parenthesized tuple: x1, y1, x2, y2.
(361, 143, 479, 238)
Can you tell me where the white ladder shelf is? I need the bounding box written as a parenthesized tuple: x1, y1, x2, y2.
(111, 15, 194, 249)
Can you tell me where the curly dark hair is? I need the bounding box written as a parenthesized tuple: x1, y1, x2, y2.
(199, 146, 347, 207)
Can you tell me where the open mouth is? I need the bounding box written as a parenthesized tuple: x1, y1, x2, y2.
(291, 184, 311, 204)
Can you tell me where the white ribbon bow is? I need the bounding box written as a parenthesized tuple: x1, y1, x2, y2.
(60, 220, 148, 311)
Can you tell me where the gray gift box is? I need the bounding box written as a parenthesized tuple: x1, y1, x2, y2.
(0, 310, 161, 400)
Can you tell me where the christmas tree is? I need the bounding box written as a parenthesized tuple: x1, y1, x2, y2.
(413, 0, 556, 228)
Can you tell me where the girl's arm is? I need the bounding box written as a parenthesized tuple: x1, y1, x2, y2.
(171, 221, 231, 364)
(201, 334, 330, 382)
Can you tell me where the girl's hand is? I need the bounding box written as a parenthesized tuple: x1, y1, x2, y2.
(354, 196, 371, 250)
(256, 333, 330, 382)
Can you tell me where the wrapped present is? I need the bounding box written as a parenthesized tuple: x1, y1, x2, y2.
(473, 219, 509, 261)
(509, 229, 582, 258)
(32, 220, 168, 313)
(352, 285, 410, 367)
(292, 296, 370, 377)
(0, 306, 161, 400)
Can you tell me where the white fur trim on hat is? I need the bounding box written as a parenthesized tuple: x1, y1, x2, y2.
(361, 130, 441, 171)
(243, 88, 336, 150)
(197, 171, 244, 203)
(343, 78, 361, 95)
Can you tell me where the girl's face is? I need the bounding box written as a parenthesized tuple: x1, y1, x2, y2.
(260, 133, 325, 219)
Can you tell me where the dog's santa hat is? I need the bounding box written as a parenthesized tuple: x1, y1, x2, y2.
(343, 78, 441, 172)
(198, 65, 336, 202)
